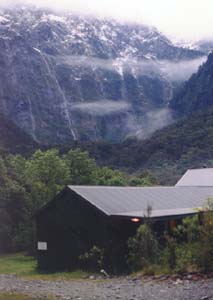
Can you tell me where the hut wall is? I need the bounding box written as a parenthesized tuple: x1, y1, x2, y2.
(36, 189, 110, 271)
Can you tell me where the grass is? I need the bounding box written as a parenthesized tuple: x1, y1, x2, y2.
(0, 253, 90, 280)
(0, 293, 38, 300)
(0, 253, 37, 277)
(0, 293, 57, 300)
(0, 293, 55, 300)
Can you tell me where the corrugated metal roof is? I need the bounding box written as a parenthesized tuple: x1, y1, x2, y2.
(113, 208, 201, 218)
(68, 186, 213, 218)
(176, 168, 213, 186)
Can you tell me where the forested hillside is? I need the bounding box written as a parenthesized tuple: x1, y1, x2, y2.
(0, 113, 37, 154)
(72, 109, 213, 184)
(171, 52, 213, 115)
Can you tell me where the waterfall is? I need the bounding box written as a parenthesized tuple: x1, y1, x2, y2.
(34, 48, 77, 141)
(26, 96, 38, 141)
(75, 79, 84, 102)
(113, 59, 128, 100)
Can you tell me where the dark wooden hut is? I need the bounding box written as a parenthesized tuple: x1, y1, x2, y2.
(36, 185, 213, 273)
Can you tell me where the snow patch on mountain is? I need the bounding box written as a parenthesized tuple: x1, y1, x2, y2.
(0, 15, 9, 23)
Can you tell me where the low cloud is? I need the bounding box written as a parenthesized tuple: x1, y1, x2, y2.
(59, 55, 206, 82)
(132, 108, 173, 139)
(158, 56, 207, 82)
(71, 100, 130, 116)
(60, 56, 116, 72)
(71, 101, 174, 139)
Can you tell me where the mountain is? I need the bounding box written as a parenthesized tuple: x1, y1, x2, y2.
(174, 39, 213, 54)
(0, 112, 37, 154)
(0, 5, 205, 144)
(194, 40, 213, 54)
(171, 52, 213, 115)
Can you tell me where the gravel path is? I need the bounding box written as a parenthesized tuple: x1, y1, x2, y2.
(0, 274, 213, 300)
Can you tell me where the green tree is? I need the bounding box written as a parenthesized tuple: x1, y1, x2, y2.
(1, 149, 70, 252)
(129, 172, 158, 187)
(65, 148, 97, 185)
(25, 149, 70, 209)
(0, 161, 26, 253)
(96, 167, 127, 186)
(5, 154, 27, 184)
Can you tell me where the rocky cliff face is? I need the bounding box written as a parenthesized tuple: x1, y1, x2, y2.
(0, 6, 206, 144)
(170, 52, 213, 115)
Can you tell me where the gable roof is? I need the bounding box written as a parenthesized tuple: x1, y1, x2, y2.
(68, 185, 213, 218)
(176, 168, 213, 187)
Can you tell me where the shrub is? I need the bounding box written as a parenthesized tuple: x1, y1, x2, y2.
(164, 236, 177, 270)
(127, 224, 159, 271)
(198, 201, 213, 272)
(79, 246, 104, 271)
(174, 215, 201, 243)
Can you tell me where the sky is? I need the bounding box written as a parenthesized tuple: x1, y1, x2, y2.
(1, 0, 213, 41)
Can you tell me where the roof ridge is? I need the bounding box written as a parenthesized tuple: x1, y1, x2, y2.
(68, 185, 173, 189)
(187, 168, 213, 171)
(68, 185, 213, 189)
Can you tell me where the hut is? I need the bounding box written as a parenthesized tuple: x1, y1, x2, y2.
(36, 185, 213, 273)
(176, 168, 213, 186)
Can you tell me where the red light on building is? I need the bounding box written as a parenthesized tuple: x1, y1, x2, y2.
(131, 218, 140, 223)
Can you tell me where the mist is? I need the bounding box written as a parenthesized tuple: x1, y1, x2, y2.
(128, 108, 173, 140)
(59, 55, 207, 82)
(71, 100, 130, 116)
(1, 0, 213, 41)
(70, 101, 173, 140)
(158, 57, 207, 82)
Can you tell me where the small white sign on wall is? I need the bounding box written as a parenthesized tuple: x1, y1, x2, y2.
(37, 241, 47, 251)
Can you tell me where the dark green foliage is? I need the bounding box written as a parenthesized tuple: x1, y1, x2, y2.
(174, 215, 201, 243)
(198, 199, 213, 272)
(127, 208, 213, 275)
(79, 246, 104, 271)
(172, 208, 213, 274)
(164, 236, 177, 269)
(96, 167, 128, 186)
(129, 172, 159, 186)
(160, 216, 202, 273)
(127, 224, 159, 271)
(0, 158, 27, 252)
(64, 149, 97, 185)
